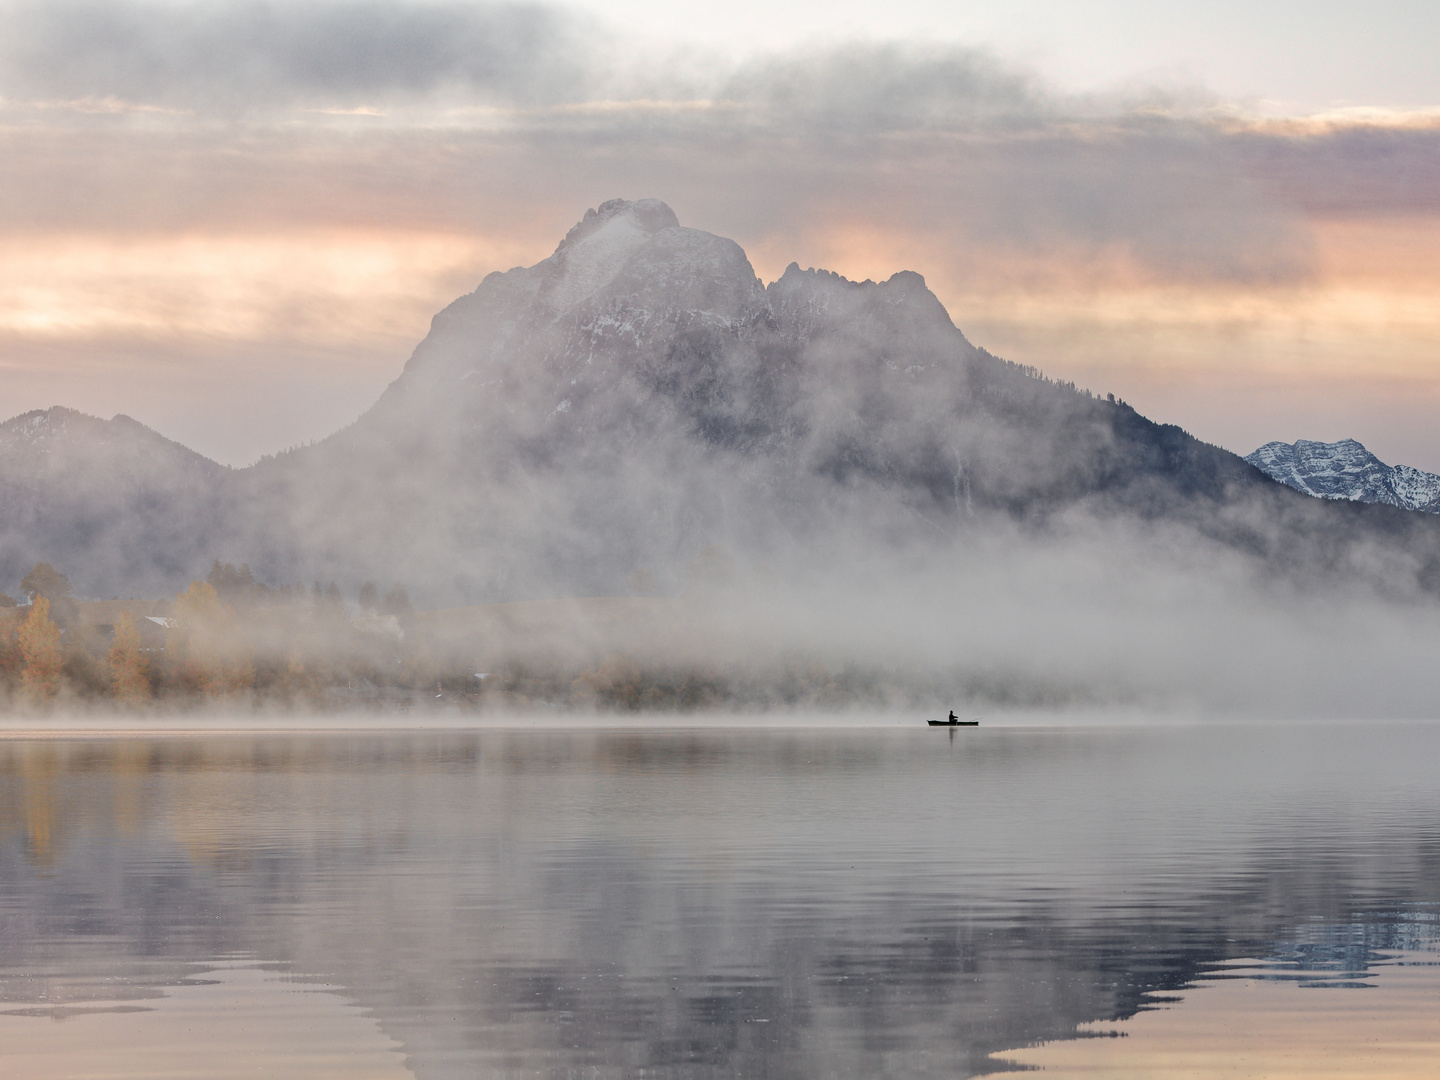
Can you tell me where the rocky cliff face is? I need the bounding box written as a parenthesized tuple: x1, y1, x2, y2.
(1247, 439, 1440, 514)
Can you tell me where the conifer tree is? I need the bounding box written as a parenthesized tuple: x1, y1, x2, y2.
(18, 598, 62, 701)
(109, 612, 151, 704)
(21, 563, 77, 627)
(21, 563, 69, 604)
(207, 561, 256, 603)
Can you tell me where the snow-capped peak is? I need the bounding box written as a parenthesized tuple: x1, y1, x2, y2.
(1246, 438, 1440, 513)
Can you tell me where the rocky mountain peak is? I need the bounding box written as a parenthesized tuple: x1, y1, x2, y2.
(385, 199, 763, 401)
(536, 199, 689, 315)
(768, 263, 970, 361)
(554, 198, 680, 255)
(1246, 438, 1440, 513)
(0, 407, 226, 597)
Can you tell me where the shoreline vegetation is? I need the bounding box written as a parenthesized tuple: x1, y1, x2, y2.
(0, 559, 1100, 716)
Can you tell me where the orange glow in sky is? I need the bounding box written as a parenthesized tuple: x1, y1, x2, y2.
(4, 201, 1437, 470)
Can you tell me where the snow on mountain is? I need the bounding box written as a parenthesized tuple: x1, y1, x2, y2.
(1246, 439, 1440, 514)
(1389, 465, 1440, 513)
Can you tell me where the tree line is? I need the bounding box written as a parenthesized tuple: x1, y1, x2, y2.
(0, 561, 421, 708)
(0, 555, 1091, 714)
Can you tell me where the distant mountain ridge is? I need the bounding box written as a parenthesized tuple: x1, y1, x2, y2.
(1246, 439, 1440, 514)
(2, 200, 1440, 603)
(0, 408, 227, 595)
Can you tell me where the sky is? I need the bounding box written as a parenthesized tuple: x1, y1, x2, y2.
(1, 0, 1438, 470)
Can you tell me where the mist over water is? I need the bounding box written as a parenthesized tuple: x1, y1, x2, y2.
(3, 197, 1438, 720)
(3, 721, 1440, 1077)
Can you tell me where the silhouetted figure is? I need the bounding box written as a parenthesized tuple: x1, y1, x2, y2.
(947, 710, 958, 724)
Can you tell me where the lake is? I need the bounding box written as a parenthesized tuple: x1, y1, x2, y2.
(2, 719, 1438, 1078)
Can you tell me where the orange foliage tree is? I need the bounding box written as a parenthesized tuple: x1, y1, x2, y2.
(18, 598, 63, 701)
(109, 611, 151, 704)
(172, 581, 255, 696)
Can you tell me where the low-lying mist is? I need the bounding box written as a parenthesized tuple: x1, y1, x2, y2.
(2, 199, 1438, 721)
(4, 506, 1437, 720)
(743, 518, 1440, 718)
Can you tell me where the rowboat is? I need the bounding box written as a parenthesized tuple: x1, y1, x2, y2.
(928, 716, 979, 726)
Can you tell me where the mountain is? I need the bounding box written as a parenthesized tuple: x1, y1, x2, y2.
(0, 408, 228, 596)
(234, 198, 1271, 598)
(1247, 439, 1440, 514)
(3, 199, 1440, 604)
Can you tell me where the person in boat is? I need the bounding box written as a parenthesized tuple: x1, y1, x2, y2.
(947, 710, 958, 724)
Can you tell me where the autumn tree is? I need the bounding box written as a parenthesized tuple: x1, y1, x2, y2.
(358, 581, 379, 614)
(18, 597, 63, 701)
(109, 612, 151, 704)
(0, 609, 22, 685)
(172, 581, 254, 697)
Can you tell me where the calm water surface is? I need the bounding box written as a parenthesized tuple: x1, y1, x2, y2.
(2, 720, 1439, 1078)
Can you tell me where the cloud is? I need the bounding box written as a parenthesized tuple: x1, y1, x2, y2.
(0, 0, 611, 111)
(1234, 119, 1440, 217)
(716, 42, 1056, 134)
(0, 0, 1341, 289)
(0, 0, 1180, 129)
(3, 0, 1432, 264)
(3, 0, 1440, 467)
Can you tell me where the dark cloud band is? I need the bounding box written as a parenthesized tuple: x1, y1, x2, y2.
(0, 0, 607, 109)
(0, 0, 1064, 126)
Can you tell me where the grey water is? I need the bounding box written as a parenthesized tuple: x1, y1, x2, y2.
(2, 720, 1439, 1078)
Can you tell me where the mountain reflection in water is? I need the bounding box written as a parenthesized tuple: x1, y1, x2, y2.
(1, 722, 1439, 1079)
